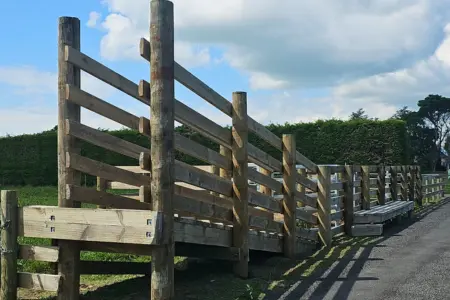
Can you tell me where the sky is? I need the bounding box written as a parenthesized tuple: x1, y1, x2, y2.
(2, 0, 450, 136)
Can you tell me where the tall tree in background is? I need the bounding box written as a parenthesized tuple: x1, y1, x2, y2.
(417, 95, 450, 171)
(391, 106, 435, 170)
(349, 108, 369, 120)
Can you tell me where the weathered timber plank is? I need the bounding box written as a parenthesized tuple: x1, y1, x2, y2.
(296, 173, 318, 192)
(67, 184, 151, 210)
(65, 45, 147, 104)
(351, 224, 383, 236)
(66, 119, 145, 160)
(1, 190, 18, 298)
(248, 215, 283, 233)
(175, 160, 233, 196)
(18, 273, 62, 292)
(174, 193, 232, 222)
(66, 152, 149, 187)
(18, 206, 163, 245)
(295, 191, 317, 208)
(247, 143, 282, 172)
(296, 227, 319, 242)
(66, 84, 140, 130)
(248, 167, 282, 193)
(331, 225, 345, 236)
(249, 189, 282, 213)
(296, 207, 318, 224)
(140, 80, 231, 147)
(19, 245, 59, 263)
(140, 37, 233, 116)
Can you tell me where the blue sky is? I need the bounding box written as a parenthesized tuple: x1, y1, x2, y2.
(1, 0, 450, 136)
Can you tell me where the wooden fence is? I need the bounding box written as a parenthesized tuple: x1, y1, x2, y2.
(0, 1, 447, 299)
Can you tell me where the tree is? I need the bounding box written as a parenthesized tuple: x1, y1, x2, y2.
(349, 108, 369, 120)
(391, 106, 435, 170)
(417, 95, 450, 171)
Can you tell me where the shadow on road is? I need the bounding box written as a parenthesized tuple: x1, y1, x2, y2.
(74, 198, 450, 300)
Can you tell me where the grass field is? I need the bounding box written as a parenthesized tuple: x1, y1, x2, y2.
(5, 185, 448, 299)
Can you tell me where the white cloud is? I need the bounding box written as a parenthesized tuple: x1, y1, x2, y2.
(87, 11, 101, 28)
(97, 0, 450, 87)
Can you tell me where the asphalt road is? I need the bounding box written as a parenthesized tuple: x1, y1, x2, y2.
(277, 199, 450, 300)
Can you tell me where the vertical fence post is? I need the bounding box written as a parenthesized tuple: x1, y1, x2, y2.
(282, 135, 296, 257)
(318, 166, 332, 247)
(219, 145, 232, 194)
(57, 16, 81, 300)
(389, 166, 398, 202)
(377, 165, 385, 205)
(0, 190, 18, 300)
(361, 166, 370, 210)
(415, 166, 422, 206)
(297, 168, 306, 208)
(343, 165, 354, 236)
(96, 177, 108, 209)
(400, 166, 408, 201)
(150, 0, 175, 298)
(231, 91, 249, 278)
(408, 166, 415, 203)
(211, 165, 220, 196)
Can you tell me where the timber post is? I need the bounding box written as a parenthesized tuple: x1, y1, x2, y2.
(231, 91, 249, 278)
(149, 0, 175, 299)
(343, 165, 354, 236)
(361, 166, 370, 210)
(57, 16, 81, 300)
(390, 166, 398, 201)
(377, 165, 385, 205)
(282, 134, 296, 258)
(0, 190, 18, 300)
(318, 165, 332, 247)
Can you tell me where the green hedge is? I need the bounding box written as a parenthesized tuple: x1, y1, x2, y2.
(0, 119, 409, 186)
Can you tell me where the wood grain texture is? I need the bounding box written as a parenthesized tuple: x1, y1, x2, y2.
(149, 1, 175, 298)
(317, 166, 332, 247)
(343, 165, 354, 235)
(57, 17, 81, 300)
(0, 191, 18, 299)
(389, 166, 398, 202)
(231, 91, 249, 278)
(282, 135, 296, 258)
(19, 245, 59, 263)
(18, 273, 62, 292)
(361, 166, 371, 210)
(377, 165, 386, 205)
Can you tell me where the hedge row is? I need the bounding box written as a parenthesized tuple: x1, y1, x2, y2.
(0, 119, 409, 186)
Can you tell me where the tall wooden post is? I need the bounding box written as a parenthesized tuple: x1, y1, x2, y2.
(400, 166, 408, 201)
(219, 145, 232, 196)
(408, 166, 415, 202)
(282, 135, 296, 258)
(361, 166, 370, 210)
(150, 0, 175, 298)
(343, 165, 354, 236)
(318, 166, 332, 247)
(389, 166, 398, 201)
(57, 16, 81, 300)
(377, 165, 386, 205)
(231, 92, 249, 278)
(415, 166, 422, 205)
(0, 190, 18, 299)
(96, 177, 108, 208)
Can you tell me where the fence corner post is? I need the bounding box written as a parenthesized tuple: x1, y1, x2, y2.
(0, 190, 18, 300)
(377, 165, 385, 205)
(231, 91, 249, 278)
(343, 165, 354, 236)
(150, 0, 175, 298)
(318, 166, 332, 247)
(282, 134, 296, 258)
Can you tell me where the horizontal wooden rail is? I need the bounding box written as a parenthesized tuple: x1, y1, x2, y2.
(18, 272, 62, 292)
(18, 206, 164, 245)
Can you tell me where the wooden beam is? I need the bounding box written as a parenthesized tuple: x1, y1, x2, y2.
(296, 207, 317, 224)
(1, 190, 18, 299)
(149, 1, 175, 298)
(18, 273, 62, 292)
(361, 166, 371, 210)
(249, 189, 282, 213)
(57, 17, 81, 300)
(296, 173, 318, 192)
(343, 165, 354, 235)
(248, 144, 282, 172)
(282, 134, 296, 258)
(389, 166, 398, 202)
(317, 166, 332, 247)
(231, 91, 249, 278)
(66, 152, 149, 187)
(18, 206, 164, 245)
(19, 245, 59, 263)
(295, 150, 318, 173)
(247, 167, 282, 194)
(67, 184, 151, 210)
